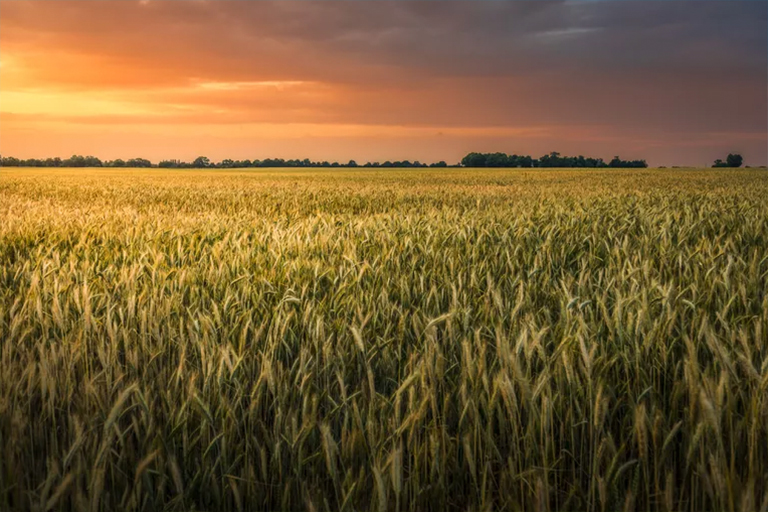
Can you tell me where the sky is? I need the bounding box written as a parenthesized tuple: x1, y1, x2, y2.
(0, 0, 765, 166)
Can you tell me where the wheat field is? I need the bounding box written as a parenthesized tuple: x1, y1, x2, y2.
(1, 167, 767, 512)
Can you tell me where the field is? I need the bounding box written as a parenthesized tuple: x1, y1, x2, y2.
(1, 167, 767, 512)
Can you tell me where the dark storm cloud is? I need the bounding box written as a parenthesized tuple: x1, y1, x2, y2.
(207, 1, 767, 78)
(3, 1, 764, 82)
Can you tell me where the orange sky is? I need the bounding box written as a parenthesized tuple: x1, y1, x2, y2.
(1, 1, 766, 166)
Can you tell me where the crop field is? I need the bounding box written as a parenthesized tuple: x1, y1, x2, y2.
(1, 167, 767, 512)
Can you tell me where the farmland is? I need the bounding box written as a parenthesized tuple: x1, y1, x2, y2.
(1, 167, 767, 511)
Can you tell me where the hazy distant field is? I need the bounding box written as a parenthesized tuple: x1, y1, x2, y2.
(1, 167, 767, 511)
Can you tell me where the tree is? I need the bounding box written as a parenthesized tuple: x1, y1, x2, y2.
(486, 153, 510, 167)
(192, 156, 210, 168)
(460, 151, 640, 168)
(726, 153, 743, 168)
(64, 155, 85, 167)
(519, 155, 534, 168)
(713, 154, 743, 168)
(539, 152, 564, 168)
(608, 156, 647, 168)
(461, 152, 488, 167)
(127, 158, 152, 168)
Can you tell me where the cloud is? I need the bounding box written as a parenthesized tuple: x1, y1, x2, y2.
(0, 1, 765, 165)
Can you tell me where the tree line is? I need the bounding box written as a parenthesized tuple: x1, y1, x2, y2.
(0, 155, 154, 168)
(157, 157, 451, 169)
(461, 152, 648, 168)
(0, 152, 750, 169)
(712, 154, 743, 168)
(0, 155, 451, 169)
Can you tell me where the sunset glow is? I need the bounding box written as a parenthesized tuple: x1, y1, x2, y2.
(1, 1, 765, 165)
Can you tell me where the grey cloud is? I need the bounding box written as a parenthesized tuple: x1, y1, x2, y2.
(1, 0, 764, 164)
(2, 1, 763, 82)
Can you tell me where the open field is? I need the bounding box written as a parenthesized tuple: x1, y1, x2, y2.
(1, 167, 767, 511)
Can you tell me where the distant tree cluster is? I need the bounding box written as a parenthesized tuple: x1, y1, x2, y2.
(0, 154, 454, 169)
(7, 152, 757, 170)
(461, 153, 535, 168)
(159, 157, 453, 169)
(461, 152, 648, 168)
(0, 155, 154, 168)
(712, 154, 743, 168)
(106, 158, 153, 168)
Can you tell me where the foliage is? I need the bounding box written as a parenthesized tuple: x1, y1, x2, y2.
(713, 154, 744, 168)
(1, 155, 458, 169)
(1, 167, 767, 511)
(461, 152, 536, 167)
(460, 152, 647, 168)
(727, 154, 744, 168)
(2, 152, 654, 169)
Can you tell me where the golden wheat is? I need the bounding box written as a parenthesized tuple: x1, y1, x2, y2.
(1, 167, 767, 511)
